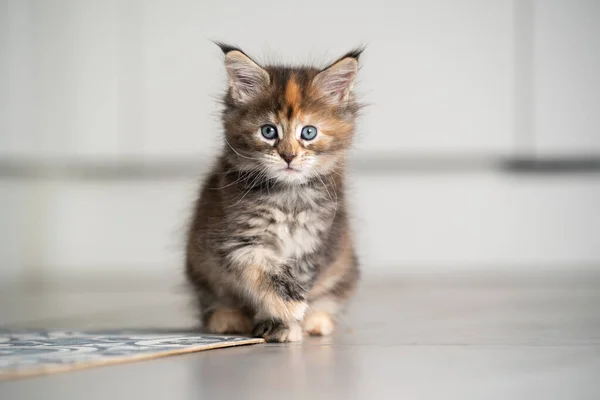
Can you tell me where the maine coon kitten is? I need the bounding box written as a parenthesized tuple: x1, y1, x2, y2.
(186, 43, 362, 342)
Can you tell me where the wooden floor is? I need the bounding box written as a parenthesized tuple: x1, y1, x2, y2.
(1, 271, 600, 399)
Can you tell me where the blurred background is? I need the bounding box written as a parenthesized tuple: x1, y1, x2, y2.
(1, 0, 599, 288)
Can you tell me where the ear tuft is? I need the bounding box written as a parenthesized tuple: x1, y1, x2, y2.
(337, 46, 365, 62)
(214, 41, 244, 55)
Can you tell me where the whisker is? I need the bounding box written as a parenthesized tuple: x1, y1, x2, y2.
(224, 137, 264, 162)
(228, 167, 268, 208)
(317, 173, 338, 222)
(209, 165, 265, 190)
(208, 173, 246, 190)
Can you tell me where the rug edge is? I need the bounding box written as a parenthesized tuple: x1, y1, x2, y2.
(0, 337, 264, 381)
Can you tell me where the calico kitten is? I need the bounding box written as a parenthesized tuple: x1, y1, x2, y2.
(186, 43, 362, 342)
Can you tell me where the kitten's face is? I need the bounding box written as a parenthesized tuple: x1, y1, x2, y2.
(220, 46, 361, 184)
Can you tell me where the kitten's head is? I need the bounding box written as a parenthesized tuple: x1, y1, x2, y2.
(218, 43, 362, 185)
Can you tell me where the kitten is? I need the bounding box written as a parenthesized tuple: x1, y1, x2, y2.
(185, 43, 362, 342)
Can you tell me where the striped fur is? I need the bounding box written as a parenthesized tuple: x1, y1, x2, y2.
(186, 44, 362, 342)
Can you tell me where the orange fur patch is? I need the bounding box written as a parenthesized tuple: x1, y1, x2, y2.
(205, 308, 253, 334)
(285, 77, 301, 117)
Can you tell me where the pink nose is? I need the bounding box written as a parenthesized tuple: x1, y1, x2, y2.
(279, 152, 296, 164)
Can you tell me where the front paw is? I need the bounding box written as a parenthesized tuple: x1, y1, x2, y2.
(253, 320, 303, 343)
(303, 311, 335, 336)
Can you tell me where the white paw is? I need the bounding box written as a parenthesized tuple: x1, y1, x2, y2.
(303, 311, 335, 336)
(253, 320, 303, 342)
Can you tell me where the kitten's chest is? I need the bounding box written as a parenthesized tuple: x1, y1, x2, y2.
(252, 187, 334, 259)
(268, 207, 330, 259)
(228, 186, 335, 260)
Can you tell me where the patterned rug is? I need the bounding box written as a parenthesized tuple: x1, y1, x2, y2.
(0, 330, 263, 380)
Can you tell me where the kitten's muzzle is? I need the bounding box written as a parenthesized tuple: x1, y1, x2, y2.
(279, 152, 296, 165)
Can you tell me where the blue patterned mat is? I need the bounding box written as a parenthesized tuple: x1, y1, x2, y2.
(0, 330, 263, 379)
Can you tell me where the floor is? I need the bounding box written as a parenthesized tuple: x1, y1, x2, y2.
(1, 271, 600, 399)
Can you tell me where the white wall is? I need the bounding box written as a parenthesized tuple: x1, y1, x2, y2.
(1, 0, 599, 284)
(533, 0, 600, 156)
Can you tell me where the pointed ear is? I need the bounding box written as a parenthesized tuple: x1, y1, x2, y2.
(222, 49, 270, 104)
(313, 50, 361, 103)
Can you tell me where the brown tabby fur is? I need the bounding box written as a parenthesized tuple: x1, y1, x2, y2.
(185, 43, 363, 342)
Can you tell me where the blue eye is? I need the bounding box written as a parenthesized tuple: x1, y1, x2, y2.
(300, 125, 318, 141)
(260, 124, 278, 140)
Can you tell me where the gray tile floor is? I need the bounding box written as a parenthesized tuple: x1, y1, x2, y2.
(1, 271, 600, 399)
